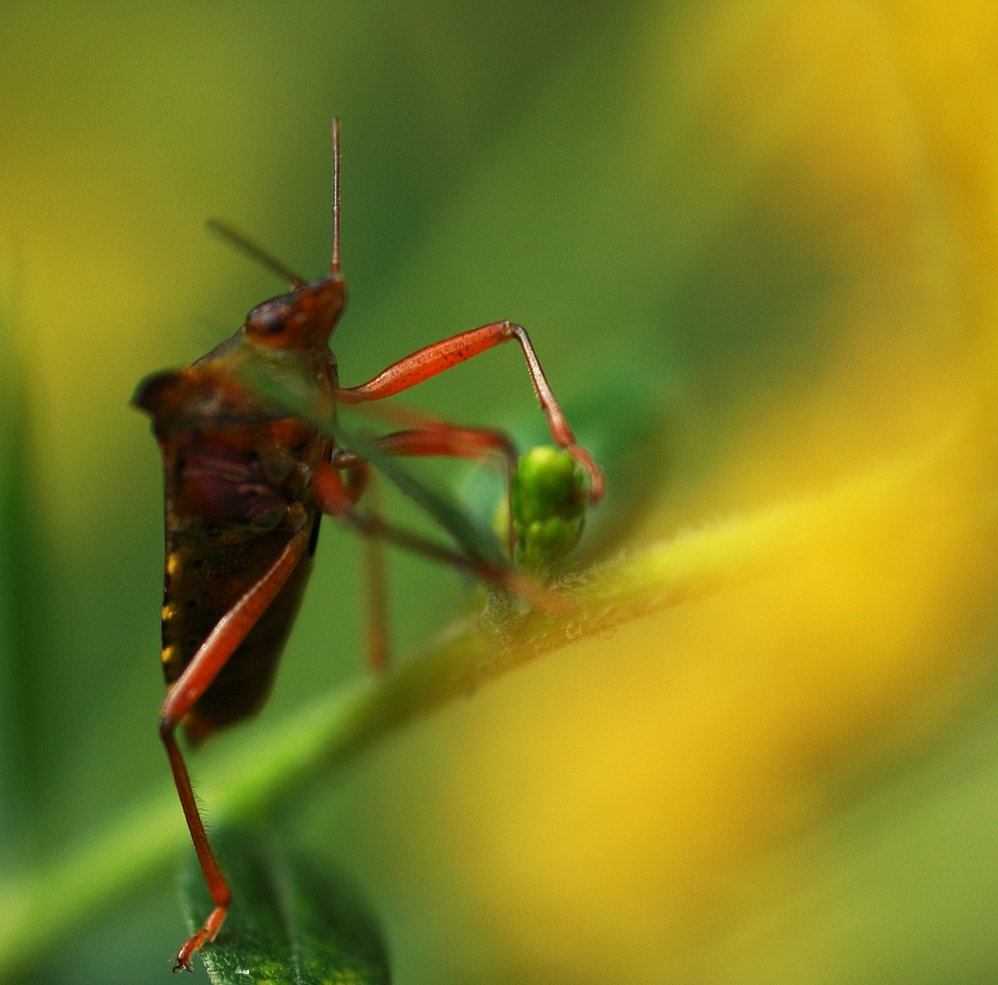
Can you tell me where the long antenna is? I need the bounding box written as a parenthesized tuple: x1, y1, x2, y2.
(206, 218, 305, 288)
(331, 117, 341, 274)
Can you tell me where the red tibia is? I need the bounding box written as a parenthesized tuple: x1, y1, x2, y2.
(337, 322, 516, 402)
(160, 530, 307, 724)
(330, 425, 516, 471)
(370, 425, 516, 464)
(337, 321, 604, 500)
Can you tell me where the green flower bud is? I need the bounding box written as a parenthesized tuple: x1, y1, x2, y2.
(510, 446, 588, 573)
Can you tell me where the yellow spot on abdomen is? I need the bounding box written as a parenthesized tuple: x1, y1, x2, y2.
(167, 554, 181, 578)
(162, 603, 177, 622)
(162, 645, 177, 665)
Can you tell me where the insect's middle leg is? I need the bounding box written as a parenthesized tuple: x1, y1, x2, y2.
(336, 423, 518, 548)
(331, 424, 519, 671)
(159, 527, 308, 972)
(314, 461, 547, 615)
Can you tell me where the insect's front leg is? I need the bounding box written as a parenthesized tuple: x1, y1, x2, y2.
(335, 321, 604, 499)
(159, 527, 308, 971)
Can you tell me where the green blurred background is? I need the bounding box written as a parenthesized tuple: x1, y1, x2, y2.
(3, 1, 998, 982)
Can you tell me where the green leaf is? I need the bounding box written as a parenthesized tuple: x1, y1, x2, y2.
(0, 309, 49, 872)
(180, 827, 390, 985)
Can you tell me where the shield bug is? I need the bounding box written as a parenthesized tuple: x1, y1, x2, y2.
(133, 120, 603, 971)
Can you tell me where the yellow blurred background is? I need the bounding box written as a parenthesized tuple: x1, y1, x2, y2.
(3, 1, 998, 982)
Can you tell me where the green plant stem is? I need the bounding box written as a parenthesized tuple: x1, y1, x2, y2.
(0, 430, 979, 979)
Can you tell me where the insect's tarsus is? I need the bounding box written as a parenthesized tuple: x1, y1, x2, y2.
(205, 217, 305, 289)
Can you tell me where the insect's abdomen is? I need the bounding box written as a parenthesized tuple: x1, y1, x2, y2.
(161, 519, 318, 740)
(158, 421, 327, 741)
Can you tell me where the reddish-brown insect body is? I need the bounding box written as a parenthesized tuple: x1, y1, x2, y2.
(133, 120, 603, 972)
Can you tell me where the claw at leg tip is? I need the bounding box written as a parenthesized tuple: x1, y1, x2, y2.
(173, 943, 197, 973)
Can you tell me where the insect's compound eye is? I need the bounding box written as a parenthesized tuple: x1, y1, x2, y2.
(247, 305, 287, 336)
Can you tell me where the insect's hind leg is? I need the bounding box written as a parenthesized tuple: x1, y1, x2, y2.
(159, 528, 308, 971)
(159, 722, 230, 972)
(336, 463, 391, 672)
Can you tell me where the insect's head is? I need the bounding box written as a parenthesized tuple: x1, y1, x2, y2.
(245, 273, 346, 349)
(245, 119, 347, 351)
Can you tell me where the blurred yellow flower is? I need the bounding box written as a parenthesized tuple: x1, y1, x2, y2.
(376, 3, 998, 982)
